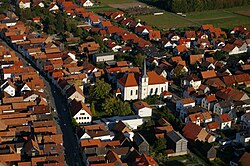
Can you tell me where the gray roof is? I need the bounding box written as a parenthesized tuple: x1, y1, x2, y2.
(167, 131, 187, 143)
(219, 100, 233, 108)
(133, 133, 148, 146)
(94, 52, 114, 57)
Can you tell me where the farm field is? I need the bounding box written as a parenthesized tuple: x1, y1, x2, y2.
(98, 0, 136, 5)
(87, 6, 118, 13)
(186, 6, 250, 29)
(136, 5, 250, 30)
(135, 13, 194, 30)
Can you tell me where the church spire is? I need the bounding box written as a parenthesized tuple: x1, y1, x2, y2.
(142, 58, 148, 78)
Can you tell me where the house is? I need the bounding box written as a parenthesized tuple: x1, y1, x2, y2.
(196, 141, 217, 161)
(186, 112, 203, 126)
(241, 112, 250, 128)
(32, 0, 45, 8)
(88, 14, 100, 26)
(133, 101, 152, 117)
(93, 53, 114, 63)
(79, 0, 94, 7)
(182, 122, 215, 143)
(215, 113, 232, 130)
(174, 45, 188, 55)
(207, 122, 219, 131)
(70, 99, 92, 125)
(134, 154, 158, 166)
(49, 2, 59, 13)
(201, 94, 217, 111)
(65, 84, 85, 103)
(236, 131, 250, 146)
(0, 79, 16, 96)
(181, 74, 201, 90)
(117, 60, 169, 101)
(189, 54, 204, 65)
(213, 101, 233, 115)
(149, 30, 161, 41)
(238, 152, 250, 166)
(166, 131, 188, 157)
(154, 118, 174, 138)
(133, 133, 149, 155)
(185, 31, 196, 41)
(222, 40, 247, 55)
(17, 0, 31, 9)
(201, 70, 217, 79)
(176, 98, 195, 112)
(135, 26, 152, 36)
(79, 124, 114, 141)
(102, 115, 143, 130)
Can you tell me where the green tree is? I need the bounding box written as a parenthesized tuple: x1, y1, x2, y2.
(90, 102, 96, 116)
(102, 98, 133, 116)
(55, 11, 65, 33)
(134, 53, 145, 67)
(90, 79, 111, 100)
(71, 118, 79, 127)
(153, 138, 167, 153)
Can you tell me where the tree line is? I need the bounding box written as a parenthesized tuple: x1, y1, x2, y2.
(145, 0, 249, 13)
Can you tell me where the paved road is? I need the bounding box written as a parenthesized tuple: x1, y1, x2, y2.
(0, 39, 84, 166)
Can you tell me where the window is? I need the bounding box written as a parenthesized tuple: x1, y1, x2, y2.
(155, 88, 158, 94)
(84, 117, 86, 119)
(76, 117, 78, 120)
(131, 90, 133, 96)
(136, 90, 138, 95)
(87, 117, 89, 119)
(144, 78, 147, 82)
(80, 113, 85, 115)
(150, 88, 153, 94)
(161, 87, 163, 92)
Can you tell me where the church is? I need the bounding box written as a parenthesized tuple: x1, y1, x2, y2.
(117, 60, 169, 101)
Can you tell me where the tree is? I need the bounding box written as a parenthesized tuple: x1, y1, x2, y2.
(90, 102, 96, 116)
(90, 79, 111, 100)
(102, 98, 133, 116)
(134, 53, 145, 67)
(55, 11, 65, 33)
(153, 138, 167, 153)
(71, 118, 79, 127)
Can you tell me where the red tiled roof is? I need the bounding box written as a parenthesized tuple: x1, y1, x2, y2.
(219, 113, 231, 123)
(175, 44, 188, 53)
(133, 101, 151, 110)
(206, 94, 217, 102)
(182, 121, 202, 140)
(118, 73, 139, 87)
(201, 70, 217, 79)
(207, 122, 219, 130)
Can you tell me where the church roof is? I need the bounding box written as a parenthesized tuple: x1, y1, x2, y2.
(118, 71, 167, 87)
(147, 71, 167, 85)
(118, 73, 139, 87)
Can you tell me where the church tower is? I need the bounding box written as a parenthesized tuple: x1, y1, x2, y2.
(138, 58, 149, 99)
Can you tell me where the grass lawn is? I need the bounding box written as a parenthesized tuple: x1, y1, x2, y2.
(136, 13, 194, 30)
(98, 0, 136, 4)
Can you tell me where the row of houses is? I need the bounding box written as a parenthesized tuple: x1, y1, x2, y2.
(0, 44, 65, 165)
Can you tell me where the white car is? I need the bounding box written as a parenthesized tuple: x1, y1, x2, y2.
(219, 138, 232, 146)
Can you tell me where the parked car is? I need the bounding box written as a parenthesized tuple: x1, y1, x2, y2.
(219, 138, 232, 146)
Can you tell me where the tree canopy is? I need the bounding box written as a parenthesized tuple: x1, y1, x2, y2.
(90, 79, 112, 100)
(102, 98, 133, 116)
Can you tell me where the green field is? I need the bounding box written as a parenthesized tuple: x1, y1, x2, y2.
(87, 5, 118, 13)
(135, 5, 250, 30)
(136, 13, 195, 30)
(98, 0, 136, 4)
